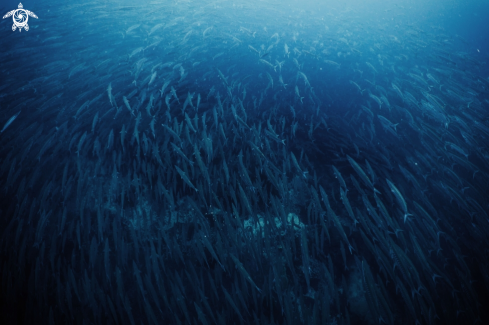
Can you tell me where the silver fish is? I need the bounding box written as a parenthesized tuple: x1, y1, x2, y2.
(1, 111, 21, 133)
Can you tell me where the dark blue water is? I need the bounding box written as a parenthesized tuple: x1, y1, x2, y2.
(1, 1, 489, 324)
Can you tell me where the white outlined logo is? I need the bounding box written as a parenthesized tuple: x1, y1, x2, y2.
(3, 3, 38, 32)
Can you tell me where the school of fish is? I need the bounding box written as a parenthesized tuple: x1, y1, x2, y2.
(0, 0, 489, 324)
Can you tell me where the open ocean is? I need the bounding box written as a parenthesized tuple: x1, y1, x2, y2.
(1, 0, 489, 324)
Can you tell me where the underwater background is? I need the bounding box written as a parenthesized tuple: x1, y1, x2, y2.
(1, 0, 489, 324)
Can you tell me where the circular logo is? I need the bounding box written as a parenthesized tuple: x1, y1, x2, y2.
(13, 9, 28, 27)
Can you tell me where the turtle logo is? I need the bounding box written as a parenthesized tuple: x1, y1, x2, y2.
(3, 3, 38, 32)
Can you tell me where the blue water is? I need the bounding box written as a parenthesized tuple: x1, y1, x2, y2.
(1, 1, 489, 324)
